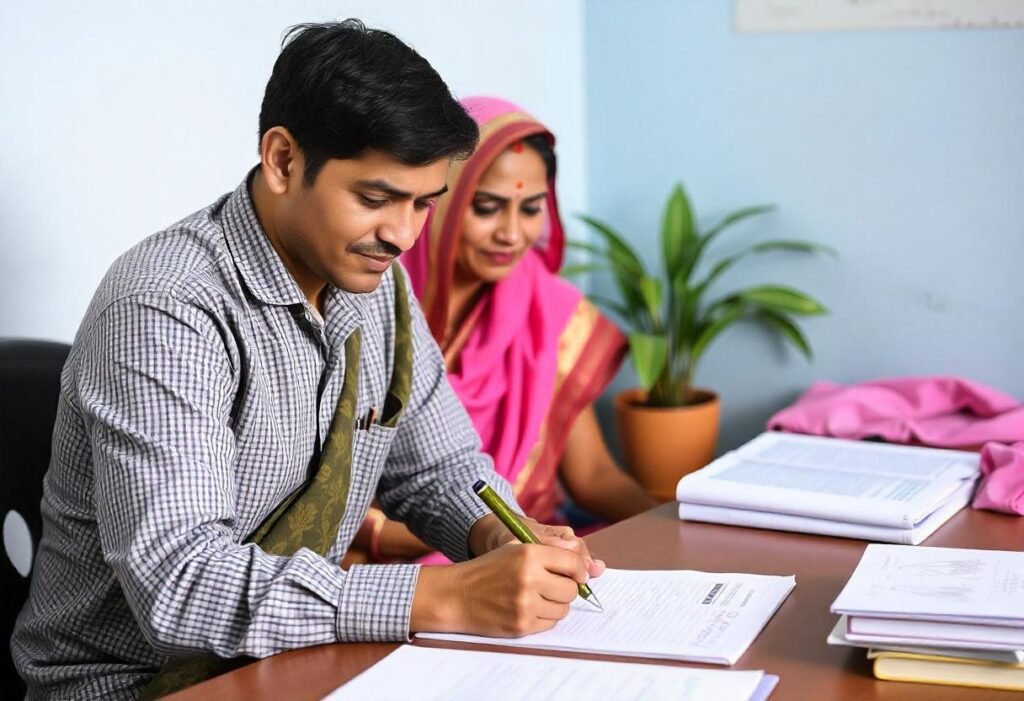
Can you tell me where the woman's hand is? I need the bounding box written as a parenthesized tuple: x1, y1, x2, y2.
(560, 405, 657, 520)
(349, 509, 434, 562)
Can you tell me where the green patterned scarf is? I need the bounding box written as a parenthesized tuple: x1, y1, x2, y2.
(140, 271, 413, 698)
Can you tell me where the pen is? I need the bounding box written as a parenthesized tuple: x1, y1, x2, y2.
(356, 406, 379, 431)
(472, 479, 603, 612)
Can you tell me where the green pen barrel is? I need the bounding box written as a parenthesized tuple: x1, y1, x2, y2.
(472, 480, 598, 605)
(473, 480, 542, 545)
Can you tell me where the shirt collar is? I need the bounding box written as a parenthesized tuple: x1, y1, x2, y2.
(220, 170, 307, 308)
(220, 169, 372, 325)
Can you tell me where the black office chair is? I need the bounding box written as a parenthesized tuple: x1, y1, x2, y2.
(1, 339, 71, 694)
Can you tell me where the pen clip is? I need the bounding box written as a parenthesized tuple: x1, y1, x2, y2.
(357, 406, 378, 431)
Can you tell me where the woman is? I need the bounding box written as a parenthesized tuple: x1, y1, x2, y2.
(353, 97, 653, 564)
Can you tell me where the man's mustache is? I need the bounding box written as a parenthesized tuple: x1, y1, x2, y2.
(349, 241, 403, 258)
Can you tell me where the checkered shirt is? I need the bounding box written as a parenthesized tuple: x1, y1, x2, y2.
(11, 174, 516, 699)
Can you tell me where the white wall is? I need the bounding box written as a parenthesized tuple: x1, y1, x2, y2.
(0, 1, 586, 342)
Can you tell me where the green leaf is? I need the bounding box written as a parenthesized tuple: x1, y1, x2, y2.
(661, 184, 696, 280)
(567, 240, 649, 278)
(628, 332, 669, 390)
(694, 253, 742, 299)
(589, 294, 633, 322)
(757, 309, 813, 360)
(735, 285, 828, 316)
(638, 275, 663, 328)
(694, 239, 835, 298)
(576, 215, 652, 325)
(748, 240, 837, 257)
(690, 302, 747, 365)
(699, 204, 775, 249)
(689, 205, 774, 281)
(576, 214, 645, 277)
(566, 240, 606, 257)
(671, 276, 698, 355)
(560, 263, 605, 278)
(575, 196, 829, 389)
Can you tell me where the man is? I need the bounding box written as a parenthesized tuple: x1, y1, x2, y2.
(12, 20, 603, 698)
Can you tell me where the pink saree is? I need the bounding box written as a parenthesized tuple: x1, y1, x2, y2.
(404, 97, 626, 543)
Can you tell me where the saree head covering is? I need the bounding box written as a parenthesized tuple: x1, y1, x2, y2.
(404, 97, 626, 524)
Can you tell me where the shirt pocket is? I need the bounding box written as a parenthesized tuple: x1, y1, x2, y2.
(347, 423, 397, 515)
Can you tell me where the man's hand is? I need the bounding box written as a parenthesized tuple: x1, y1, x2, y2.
(468, 513, 605, 579)
(409, 515, 606, 637)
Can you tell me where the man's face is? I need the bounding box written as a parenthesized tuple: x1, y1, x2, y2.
(275, 149, 450, 294)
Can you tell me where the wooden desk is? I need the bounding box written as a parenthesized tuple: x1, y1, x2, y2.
(170, 506, 1024, 700)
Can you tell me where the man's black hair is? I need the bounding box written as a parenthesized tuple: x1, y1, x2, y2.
(259, 19, 479, 185)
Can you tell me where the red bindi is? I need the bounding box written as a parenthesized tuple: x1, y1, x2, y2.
(511, 141, 523, 153)
(515, 181, 523, 189)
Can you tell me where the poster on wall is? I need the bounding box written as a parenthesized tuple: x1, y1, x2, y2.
(736, 0, 1024, 32)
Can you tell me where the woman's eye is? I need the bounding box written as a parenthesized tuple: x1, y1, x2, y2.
(414, 199, 436, 212)
(359, 194, 387, 209)
(522, 206, 542, 217)
(471, 203, 498, 217)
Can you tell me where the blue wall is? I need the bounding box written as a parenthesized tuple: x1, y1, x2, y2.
(583, 2, 1024, 453)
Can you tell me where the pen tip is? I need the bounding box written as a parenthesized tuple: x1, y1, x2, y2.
(586, 594, 604, 612)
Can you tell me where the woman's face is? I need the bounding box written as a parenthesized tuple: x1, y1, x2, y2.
(455, 143, 548, 284)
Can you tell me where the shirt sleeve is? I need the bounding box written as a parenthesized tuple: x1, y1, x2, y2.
(374, 275, 522, 563)
(79, 292, 414, 658)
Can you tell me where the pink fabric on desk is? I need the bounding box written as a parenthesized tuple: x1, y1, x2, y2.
(767, 377, 1024, 447)
(767, 377, 1024, 515)
(973, 442, 1024, 515)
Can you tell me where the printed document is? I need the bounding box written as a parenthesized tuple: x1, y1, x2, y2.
(677, 477, 974, 544)
(676, 432, 979, 528)
(418, 568, 795, 665)
(831, 544, 1024, 625)
(323, 645, 779, 701)
(827, 617, 1024, 662)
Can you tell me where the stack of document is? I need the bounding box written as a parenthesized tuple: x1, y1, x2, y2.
(675, 432, 980, 544)
(418, 568, 795, 665)
(324, 646, 780, 701)
(828, 544, 1024, 691)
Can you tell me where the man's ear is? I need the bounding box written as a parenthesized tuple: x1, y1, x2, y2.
(259, 126, 303, 195)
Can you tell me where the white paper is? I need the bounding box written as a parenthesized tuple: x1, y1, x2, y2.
(323, 645, 772, 701)
(418, 568, 795, 665)
(676, 432, 979, 528)
(678, 477, 973, 545)
(832, 544, 1024, 625)
(828, 617, 1024, 663)
(849, 614, 1024, 648)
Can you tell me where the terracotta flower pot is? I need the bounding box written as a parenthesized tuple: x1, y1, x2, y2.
(613, 387, 720, 502)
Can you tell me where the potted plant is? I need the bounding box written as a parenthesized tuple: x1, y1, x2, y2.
(565, 182, 833, 501)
